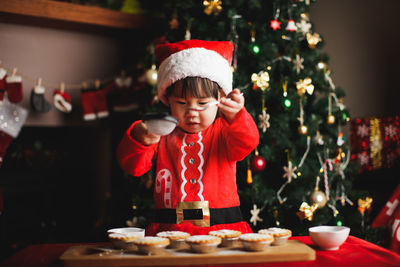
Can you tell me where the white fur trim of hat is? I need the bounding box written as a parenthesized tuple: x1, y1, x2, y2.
(155, 40, 234, 105)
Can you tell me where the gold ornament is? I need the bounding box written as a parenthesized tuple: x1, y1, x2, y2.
(203, 0, 222, 15)
(298, 124, 308, 135)
(251, 71, 270, 91)
(310, 190, 327, 208)
(297, 202, 319, 221)
(306, 32, 322, 49)
(327, 114, 336, 124)
(310, 176, 327, 208)
(296, 77, 314, 95)
(358, 197, 373, 215)
(145, 64, 158, 85)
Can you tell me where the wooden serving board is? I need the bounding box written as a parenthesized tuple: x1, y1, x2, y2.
(60, 240, 315, 266)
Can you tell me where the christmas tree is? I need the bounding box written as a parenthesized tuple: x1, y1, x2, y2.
(126, 0, 377, 240)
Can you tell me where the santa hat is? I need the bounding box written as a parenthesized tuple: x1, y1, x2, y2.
(155, 39, 234, 105)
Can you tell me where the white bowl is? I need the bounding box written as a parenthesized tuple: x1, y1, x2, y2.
(309, 226, 350, 250)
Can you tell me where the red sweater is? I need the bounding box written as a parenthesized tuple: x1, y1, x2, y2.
(117, 108, 259, 235)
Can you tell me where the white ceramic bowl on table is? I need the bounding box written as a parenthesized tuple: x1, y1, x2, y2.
(309, 226, 350, 250)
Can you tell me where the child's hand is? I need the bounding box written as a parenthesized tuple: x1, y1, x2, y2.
(219, 88, 244, 123)
(131, 122, 160, 145)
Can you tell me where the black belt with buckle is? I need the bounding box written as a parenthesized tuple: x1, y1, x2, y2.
(153, 202, 244, 227)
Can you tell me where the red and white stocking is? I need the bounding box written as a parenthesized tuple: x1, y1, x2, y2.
(5, 74, 23, 103)
(53, 89, 72, 113)
(0, 68, 7, 103)
(80, 89, 109, 120)
(0, 98, 28, 167)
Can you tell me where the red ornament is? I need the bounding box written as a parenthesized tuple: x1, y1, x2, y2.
(270, 19, 281, 31)
(251, 155, 266, 172)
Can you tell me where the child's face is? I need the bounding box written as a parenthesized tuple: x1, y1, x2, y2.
(168, 83, 219, 134)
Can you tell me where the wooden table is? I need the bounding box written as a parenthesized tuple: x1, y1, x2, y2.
(1, 236, 400, 267)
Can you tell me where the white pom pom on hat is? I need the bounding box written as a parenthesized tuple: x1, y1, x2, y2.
(155, 39, 234, 105)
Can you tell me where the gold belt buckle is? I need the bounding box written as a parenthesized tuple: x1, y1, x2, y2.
(176, 201, 210, 227)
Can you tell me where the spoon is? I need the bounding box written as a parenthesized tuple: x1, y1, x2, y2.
(187, 100, 220, 111)
(188, 92, 243, 111)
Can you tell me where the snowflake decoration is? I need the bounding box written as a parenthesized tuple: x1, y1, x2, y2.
(282, 161, 297, 183)
(385, 125, 397, 138)
(249, 204, 263, 226)
(358, 153, 369, 166)
(357, 124, 369, 137)
(258, 110, 270, 133)
(296, 19, 312, 35)
(293, 54, 304, 74)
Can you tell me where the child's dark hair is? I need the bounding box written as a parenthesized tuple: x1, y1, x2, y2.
(166, 77, 220, 100)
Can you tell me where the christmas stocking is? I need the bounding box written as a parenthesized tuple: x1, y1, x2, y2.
(5, 74, 23, 103)
(53, 89, 72, 113)
(0, 98, 28, 167)
(80, 86, 109, 121)
(30, 84, 51, 113)
(0, 68, 7, 103)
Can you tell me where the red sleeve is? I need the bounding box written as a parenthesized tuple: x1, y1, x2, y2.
(116, 120, 158, 177)
(221, 107, 259, 161)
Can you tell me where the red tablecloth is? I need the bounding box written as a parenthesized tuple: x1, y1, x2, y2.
(1, 236, 400, 267)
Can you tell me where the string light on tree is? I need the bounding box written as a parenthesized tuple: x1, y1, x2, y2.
(317, 61, 327, 71)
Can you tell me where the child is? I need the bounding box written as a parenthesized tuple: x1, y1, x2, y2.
(116, 40, 259, 236)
